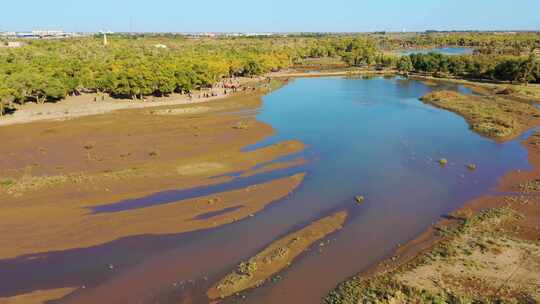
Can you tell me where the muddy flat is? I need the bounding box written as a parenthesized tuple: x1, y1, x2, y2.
(0, 82, 312, 303)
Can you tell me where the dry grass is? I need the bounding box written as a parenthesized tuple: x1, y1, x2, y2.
(421, 90, 540, 139)
(324, 207, 540, 304)
(0, 168, 141, 196)
(397, 208, 539, 301)
(512, 84, 540, 100)
(519, 179, 540, 193)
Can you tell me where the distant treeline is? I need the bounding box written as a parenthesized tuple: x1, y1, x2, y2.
(0, 36, 384, 114)
(377, 32, 540, 55)
(397, 53, 540, 84)
(1, 33, 539, 115)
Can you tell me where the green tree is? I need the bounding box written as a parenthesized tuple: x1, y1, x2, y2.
(493, 59, 521, 82)
(243, 59, 264, 76)
(0, 78, 14, 116)
(516, 55, 538, 84)
(397, 56, 413, 75)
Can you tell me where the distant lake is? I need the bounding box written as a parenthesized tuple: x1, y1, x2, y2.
(398, 47, 474, 56)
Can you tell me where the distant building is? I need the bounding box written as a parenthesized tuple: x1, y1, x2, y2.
(0, 30, 85, 40)
(245, 33, 274, 37)
(32, 30, 65, 38)
(224, 33, 242, 37)
(16, 32, 38, 39)
(185, 32, 218, 39)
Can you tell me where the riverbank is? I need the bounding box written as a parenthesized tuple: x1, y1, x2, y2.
(0, 83, 307, 256)
(3, 69, 539, 128)
(421, 90, 540, 140)
(410, 74, 540, 101)
(324, 80, 540, 303)
(0, 67, 392, 128)
(0, 77, 313, 304)
(325, 201, 540, 302)
(0, 76, 268, 127)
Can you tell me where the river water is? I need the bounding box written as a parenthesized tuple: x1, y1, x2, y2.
(0, 76, 531, 304)
(397, 47, 473, 56)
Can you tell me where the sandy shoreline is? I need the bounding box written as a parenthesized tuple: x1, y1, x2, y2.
(4, 70, 538, 128)
(0, 93, 229, 127)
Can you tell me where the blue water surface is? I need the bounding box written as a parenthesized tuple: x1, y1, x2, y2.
(398, 47, 473, 56)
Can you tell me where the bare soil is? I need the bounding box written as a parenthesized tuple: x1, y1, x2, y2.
(0, 89, 307, 260)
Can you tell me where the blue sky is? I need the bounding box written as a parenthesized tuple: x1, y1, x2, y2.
(2, 0, 540, 32)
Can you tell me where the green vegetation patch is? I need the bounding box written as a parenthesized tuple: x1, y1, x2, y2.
(520, 179, 540, 193)
(2, 33, 540, 117)
(421, 90, 540, 139)
(232, 121, 249, 130)
(0, 178, 14, 188)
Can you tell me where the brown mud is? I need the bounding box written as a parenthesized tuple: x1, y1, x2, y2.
(0, 88, 307, 260)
